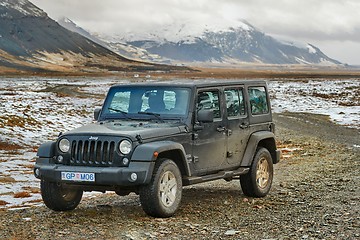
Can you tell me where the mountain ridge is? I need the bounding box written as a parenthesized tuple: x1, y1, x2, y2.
(125, 20, 341, 65)
(59, 16, 341, 65)
(0, 0, 172, 74)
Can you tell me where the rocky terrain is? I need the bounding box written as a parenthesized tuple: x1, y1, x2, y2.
(0, 111, 359, 239)
(0, 77, 359, 239)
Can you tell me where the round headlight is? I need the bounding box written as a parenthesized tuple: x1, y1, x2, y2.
(59, 138, 70, 153)
(119, 140, 132, 155)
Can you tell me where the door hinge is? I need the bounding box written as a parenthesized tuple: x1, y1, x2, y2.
(192, 133, 199, 140)
(192, 156, 199, 162)
(186, 154, 193, 163)
(226, 129, 232, 136)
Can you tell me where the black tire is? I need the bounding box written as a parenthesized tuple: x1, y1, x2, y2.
(240, 147, 273, 197)
(139, 159, 182, 218)
(41, 179, 83, 211)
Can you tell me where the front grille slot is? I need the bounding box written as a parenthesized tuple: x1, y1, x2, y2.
(70, 140, 116, 166)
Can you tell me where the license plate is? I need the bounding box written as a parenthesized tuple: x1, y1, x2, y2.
(61, 172, 95, 182)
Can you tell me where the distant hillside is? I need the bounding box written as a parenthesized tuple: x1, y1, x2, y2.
(0, 0, 171, 74)
(57, 17, 170, 64)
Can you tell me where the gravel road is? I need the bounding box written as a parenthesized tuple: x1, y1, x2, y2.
(1, 112, 359, 240)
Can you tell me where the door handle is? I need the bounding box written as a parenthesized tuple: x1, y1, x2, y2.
(216, 126, 226, 132)
(239, 123, 249, 129)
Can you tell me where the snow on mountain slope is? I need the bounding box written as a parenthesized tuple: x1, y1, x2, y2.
(57, 13, 341, 65)
(120, 19, 341, 65)
(57, 17, 169, 63)
(119, 18, 253, 44)
(0, 0, 46, 18)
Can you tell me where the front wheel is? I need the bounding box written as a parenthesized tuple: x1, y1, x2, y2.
(240, 147, 273, 197)
(139, 159, 182, 218)
(41, 180, 83, 211)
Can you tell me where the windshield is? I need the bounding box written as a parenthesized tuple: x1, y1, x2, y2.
(100, 86, 191, 120)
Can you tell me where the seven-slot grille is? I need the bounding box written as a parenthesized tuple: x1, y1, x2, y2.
(70, 140, 116, 166)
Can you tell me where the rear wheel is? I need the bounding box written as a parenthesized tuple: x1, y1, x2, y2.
(41, 180, 83, 211)
(139, 159, 182, 218)
(240, 147, 273, 197)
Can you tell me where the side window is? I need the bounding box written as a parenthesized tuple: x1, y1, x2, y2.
(225, 89, 246, 117)
(197, 90, 221, 119)
(248, 86, 269, 115)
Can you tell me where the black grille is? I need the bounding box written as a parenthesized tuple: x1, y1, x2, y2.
(70, 140, 116, 166)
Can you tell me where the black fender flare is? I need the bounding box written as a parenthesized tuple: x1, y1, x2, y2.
(37, 141, 56, 158)
(240, 131, 277, 167)
(131, 141, 191, 176)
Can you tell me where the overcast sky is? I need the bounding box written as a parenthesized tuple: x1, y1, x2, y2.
(31, 0, 360, 65)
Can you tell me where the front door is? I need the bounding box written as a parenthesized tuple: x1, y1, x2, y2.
(192, 89, 227, 173)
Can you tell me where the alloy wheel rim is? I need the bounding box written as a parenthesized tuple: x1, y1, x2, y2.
(159, 171, 177, 207)
(256, 157, 270, 189)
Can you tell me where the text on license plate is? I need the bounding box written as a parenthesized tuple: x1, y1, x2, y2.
(61, 172, 95, 182)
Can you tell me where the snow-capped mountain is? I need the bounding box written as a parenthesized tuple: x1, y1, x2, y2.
(58, 17, 340, 65)
(58, 17, 169, 63)
(59, 16, 340, 65)
(122, 20, 341, 65)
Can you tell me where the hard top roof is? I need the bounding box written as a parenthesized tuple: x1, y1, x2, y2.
(110, 79, 267, 89)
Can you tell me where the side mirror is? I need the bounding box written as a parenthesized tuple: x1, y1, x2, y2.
(197, 109, 214, 123)
(94, 108, 102, 121)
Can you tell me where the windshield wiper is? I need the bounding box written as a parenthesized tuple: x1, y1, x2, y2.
(138, 111, 164, 122)
(108, 107, 132, 120)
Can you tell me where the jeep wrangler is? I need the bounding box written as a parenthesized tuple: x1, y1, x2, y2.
(34, 79, 280, 217)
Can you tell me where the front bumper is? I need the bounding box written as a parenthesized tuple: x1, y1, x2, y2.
(34, 157, 154, 186)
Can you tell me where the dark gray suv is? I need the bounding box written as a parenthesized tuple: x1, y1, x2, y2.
(34, 79, 280, 217)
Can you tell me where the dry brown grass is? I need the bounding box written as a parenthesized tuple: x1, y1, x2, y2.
(1, 54, 359, 79)
(154, 66, 360, 79)
(0, 115, 40, 129)
(0, 176, 16, 183)
(0, 141, 22, 151)
(0, 200, 9, 206)
(19, 164, 34, 169)
(13, 192, 31, 198)
(22, 186, 40, 194)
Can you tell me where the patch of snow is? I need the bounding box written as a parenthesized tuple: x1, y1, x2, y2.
(119, 18, 253, 43)
(269, 79, 360, 129)
(307, 45, 317, 54)
(1, 0, 46, 18)
(294, 57, 311, 64)
(0, 77, 123, 208)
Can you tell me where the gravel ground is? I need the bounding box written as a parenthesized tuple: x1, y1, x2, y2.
(1, 112, 359, 240)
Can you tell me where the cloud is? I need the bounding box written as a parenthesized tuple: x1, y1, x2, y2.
(30, 0, 360, 41)
(244, 0, 360, 41)
(30, 0, 360, 64)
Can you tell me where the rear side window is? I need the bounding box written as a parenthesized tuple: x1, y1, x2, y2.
(248, 87, 269, 115)
(225, 89, 246, 117)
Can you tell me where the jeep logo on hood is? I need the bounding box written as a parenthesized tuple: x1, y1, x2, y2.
(89, 136, 99, 141)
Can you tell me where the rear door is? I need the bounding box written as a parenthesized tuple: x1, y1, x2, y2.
(224, 87, 250, 167)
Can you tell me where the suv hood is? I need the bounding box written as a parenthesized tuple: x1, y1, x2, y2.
(63, 121, 189, 141)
